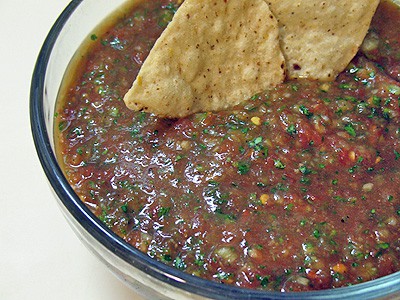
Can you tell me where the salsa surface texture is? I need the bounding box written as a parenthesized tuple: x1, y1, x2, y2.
(55, 0, 400, 291)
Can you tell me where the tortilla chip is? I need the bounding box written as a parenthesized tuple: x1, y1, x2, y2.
(266, 0, 380, 80)
(124, 0, 285, 118)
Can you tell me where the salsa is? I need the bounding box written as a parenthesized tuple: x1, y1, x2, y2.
(55, 0, 400, 292)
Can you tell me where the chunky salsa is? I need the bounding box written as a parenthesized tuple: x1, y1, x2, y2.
(55, 0, 400, 292)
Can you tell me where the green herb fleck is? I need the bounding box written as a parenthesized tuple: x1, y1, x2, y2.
(173, 256, 186, 270)
(339, 83, 351, 89)
(299, 105, 313, 118)
(313, 229, 321, 239)
(344, 123, 356, 137)
(215, 271, 232, 280)
(388, 84, 400, 95)
(248, 136, 264, 151)
(194, 253, 205, 266)
(162, 254, 172, 262)
(372, 95, 381, 106)
(300, 177, 311, 185)
(286, 124, 297, 136)
(237, 161, 251, 175)
(175, 154, 184, 162)
(158, 207, 170, 218)
(377, 242, 389, 249)
(256, 275, 269, 287)
(274, 159, 286, 169)
(299, 165, 312, 175)
(121, 204, 128, 213)
(58, 121, 67, 132)
(395, 150, 400, 160)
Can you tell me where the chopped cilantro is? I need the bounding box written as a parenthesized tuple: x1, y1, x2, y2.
(248, 136, 264, 151)
(344, 123, 356, 137)
(173, 256, 186, 270)
(274, 159, 286, 169)
(372, 95, 381, 106)
(256, 275, 270, 287)
(394, 150, 400, 160)
(377, 242, 389, 249)
(299, 105, 313, 118)
(237, 161, 251, 175)
(299, 165, 312, 175)
(286, 124, 297, 136)
(158, 207, 170, 218)
(120, 204, 128, 213)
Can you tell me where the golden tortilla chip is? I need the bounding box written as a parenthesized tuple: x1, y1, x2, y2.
(124, 0, 285, 118)
(266, 0, 380, 80)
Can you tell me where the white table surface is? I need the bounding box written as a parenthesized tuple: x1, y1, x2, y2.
(0, 1, 145, 299)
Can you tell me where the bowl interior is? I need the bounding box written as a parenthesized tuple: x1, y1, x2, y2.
(30, 1, 400, 299)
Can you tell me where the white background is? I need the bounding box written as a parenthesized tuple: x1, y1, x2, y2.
(0, 1, 144, 299)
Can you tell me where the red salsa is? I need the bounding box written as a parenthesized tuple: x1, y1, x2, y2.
(55, 0, 400, 291)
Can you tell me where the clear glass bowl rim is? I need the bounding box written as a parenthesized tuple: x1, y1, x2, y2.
(29, 1, 400, 299)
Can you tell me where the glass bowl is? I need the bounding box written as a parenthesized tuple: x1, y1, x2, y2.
(30, 0, 400, 299)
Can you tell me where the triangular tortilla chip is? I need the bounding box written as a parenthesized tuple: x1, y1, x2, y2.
(266, 0, 380, 80)
(124, 0, 285, 118)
